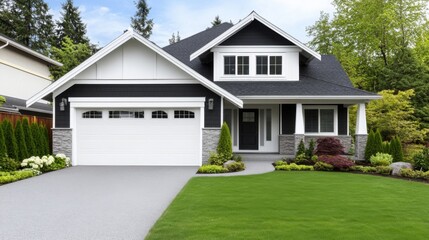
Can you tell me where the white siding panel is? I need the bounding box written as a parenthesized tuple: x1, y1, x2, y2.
(285, 51, 299, 80)
(123, 39, 156, 79)
(74, 64, 97, 79)
(156, 54, 191, 79)
(96, 47, 123, 79)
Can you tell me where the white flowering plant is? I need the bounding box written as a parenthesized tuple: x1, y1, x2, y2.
(21, 153, 71, 173)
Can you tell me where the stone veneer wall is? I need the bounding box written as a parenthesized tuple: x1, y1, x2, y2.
(52, 128, 72, 159)
(279, 135, 295, 155)
(280, 135, 355, 157)
(354, 134, 368, 160)
(202, 128, 221, 163)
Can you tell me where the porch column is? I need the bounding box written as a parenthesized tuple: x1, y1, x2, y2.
(355, 103, 368, 160)
(294, 103, 305, 154)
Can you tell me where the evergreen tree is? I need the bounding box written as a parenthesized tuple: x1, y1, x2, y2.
(31, 122, 42, 156)
(211, 15, 222, 27)
(2, 120, 18, 160)
(364, 130, 376, 161)
(382, 141, 391, 154)
(0, 0, 55, 54)
(217, 122, 233, 160)
(306, 139, 316, 158)
(296, 139, 306, 157)
(374, 129, 383, 153)
(0, 123, 7, 157)
(55, 0, 89, 47)
(42, 124, 50, 154)
(131, 0, 153, 38)
(14, 120, 28, 160)
(168, 31, 181, 45)
(22, 118, 36, 157)
(390, 136, 404, 162)
(38, 124, 49, 155)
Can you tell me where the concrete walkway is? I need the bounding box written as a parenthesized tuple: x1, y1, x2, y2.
(0, 166, 197, 240)
(197, 154, 285, 177)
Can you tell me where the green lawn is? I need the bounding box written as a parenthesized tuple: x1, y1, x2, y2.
(146, 171, 429, 240)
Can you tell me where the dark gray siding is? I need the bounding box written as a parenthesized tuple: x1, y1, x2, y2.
(220, 20, 294, 46)
(55, 84, 221, 128)
(338, 104, 348, 135)
(281, 104, 296, 134)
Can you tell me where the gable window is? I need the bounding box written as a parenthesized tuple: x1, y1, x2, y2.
(82, 111, 102, 119)
(174, 110, 195, 119)
(304, 106, 336, 134)
(224, 56, 235, 75)
(270, 56, 282, 75)
(109, 111, 144, 119)
(237, 56, 249, 75)
(152, 110, 168, 119)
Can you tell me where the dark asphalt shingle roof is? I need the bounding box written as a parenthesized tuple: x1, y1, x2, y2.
(163, 22, 377, 97)
(1, 95, 52, 113)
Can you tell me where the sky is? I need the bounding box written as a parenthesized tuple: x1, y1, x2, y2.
(46, 0, 335, 48)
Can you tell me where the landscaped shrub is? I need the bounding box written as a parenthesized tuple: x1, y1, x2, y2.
(382, 141, 391, 154)
(296, 139, 306, 157)
(0, 169, 37, 184)
(315, 137, 344, 156)
(311, 155, 318, 163)
(375, 166, 393, 175)
(374, 130, 383, 155)
(294, 153, 308, 165)
(306, 139, 315, 158)
(21, 154, 71, 173)
(31, 123, 42, 156)
(350, 165, 377, 173)
(275, 163, 314, 171)
(197, 165, 227, 174)
(413, 148, 429, 171)
(22, 118, 36, 157)
(14, 120, 28, 161)
(2, 120, 18, 160)
(313, 161, 334, 171)
(399, 168, 425, 179)
(217, 122, 233, 161)
(274, 160, 287, 166)
(318, 155, 354, 170)
(0, 125, 7, 157)
(365, 130, 376, 161)
(423, 171, 429, 180)
(390, 136, 404, 162)
(43, 154, 71, 172)
(225, 162, 245, 172)
(0, 155, 20, 172)
(208, 152, 226, 166)
(232, 154, 242, 162)
(39, 124, 50, 155)
(370, 153, 393, 166)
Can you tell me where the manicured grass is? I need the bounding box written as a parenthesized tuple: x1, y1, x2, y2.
(146, 171, 429, 240)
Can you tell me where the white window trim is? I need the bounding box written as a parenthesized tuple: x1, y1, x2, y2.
(256, 55, 283, 76)
(303, 105, 338, 136)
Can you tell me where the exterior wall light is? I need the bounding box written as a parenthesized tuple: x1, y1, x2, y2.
(59, 98, 68, 111)
(208, 98, 214, 110)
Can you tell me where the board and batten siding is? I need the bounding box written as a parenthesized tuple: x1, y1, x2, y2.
(281, 104, 348, 135)
(55, 84, 221, 128)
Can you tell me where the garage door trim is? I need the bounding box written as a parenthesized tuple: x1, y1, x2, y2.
(69, 97, 206, 166)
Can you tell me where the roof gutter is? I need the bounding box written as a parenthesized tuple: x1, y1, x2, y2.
(0, 40, 9, 50)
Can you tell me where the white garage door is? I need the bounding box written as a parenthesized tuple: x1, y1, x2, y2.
(75, 108, 201, 166)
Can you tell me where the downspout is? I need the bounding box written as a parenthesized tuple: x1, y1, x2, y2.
(0, 40, 9, 50)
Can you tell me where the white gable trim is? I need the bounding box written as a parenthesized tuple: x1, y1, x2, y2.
(26, 29, 243, 108)
(190, 11, 321, 61)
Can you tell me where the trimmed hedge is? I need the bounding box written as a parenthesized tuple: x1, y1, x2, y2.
(22, 118, 36, 157)
(0, 125, 7, 157)
(197, 165, 228, 174)
(275, 163, 314, 171)
(0, 170, 37, 184)
(15, 120, 29, 161)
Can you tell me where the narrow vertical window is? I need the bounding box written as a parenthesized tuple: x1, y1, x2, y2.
(269, 56, 282, 75)
(233, 109, 238, 146)
(237, 56, 249, 75)
(266, 109, 272, 141)
(260, 109, 265, 146)
(224, 56, 235, 75)
(256, 56, 268, 75)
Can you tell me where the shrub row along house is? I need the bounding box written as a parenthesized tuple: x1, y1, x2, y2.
(26, 12, 380, 166)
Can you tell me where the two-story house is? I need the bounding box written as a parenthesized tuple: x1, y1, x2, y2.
(27, 12, 379, 166)
(0, 34, 62, 117)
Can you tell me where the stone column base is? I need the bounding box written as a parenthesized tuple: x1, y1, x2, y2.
(52, 128, 72, 159)
(202, 129, 221, 164)
(355, 134, 368, 160)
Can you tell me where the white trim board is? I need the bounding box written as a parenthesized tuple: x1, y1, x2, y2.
(68, 97, 205, 108)
(26, 29, 243, 108)
(190, 11, 321, 61)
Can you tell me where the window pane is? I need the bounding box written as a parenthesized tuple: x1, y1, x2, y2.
(260, 109, 265, 146)
(256, 56, 268, 75)
(269, 56, 282, 75)
(237, 56, 249, 75)
(320, 109, 334, 132)
(174, 110, 195, 119)
(305, 109, 318, 133)
(152, 111, 168, 119)
(242, 112, 255, 122)
(82, 111, 102, 119)
(224, 56, 235, 75)
(266, 109, 272, 141)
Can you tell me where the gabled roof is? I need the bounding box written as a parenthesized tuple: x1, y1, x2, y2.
(1, 95, 52, 114)
(0, 34, 62, 67)
(190, 11, 321, 61)
(26, 28, 243, 108)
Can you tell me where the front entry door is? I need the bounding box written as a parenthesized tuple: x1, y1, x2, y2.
(239, 109, 259, 150)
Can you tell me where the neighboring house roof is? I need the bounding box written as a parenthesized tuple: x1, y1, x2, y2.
(189, 11, 321, 61)
(26, 28, 243, 108)
(0, 34, 62, 67)
(0, 95, 52, 114)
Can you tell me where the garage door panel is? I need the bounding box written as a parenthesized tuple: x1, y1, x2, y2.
(76, 108, 201, 166)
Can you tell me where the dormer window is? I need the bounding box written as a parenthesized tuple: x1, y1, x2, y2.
(224, 56, 249, 75)
(256, 56, 282, 75)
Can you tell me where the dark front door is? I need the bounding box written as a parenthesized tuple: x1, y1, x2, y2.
(239, 109, 259, 150)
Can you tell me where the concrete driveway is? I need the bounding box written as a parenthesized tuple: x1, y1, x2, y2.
(0, 166, 197, 240)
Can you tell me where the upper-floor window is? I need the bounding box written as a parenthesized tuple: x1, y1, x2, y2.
(256, 56, 282, 75)
(224, 56, 249, 75)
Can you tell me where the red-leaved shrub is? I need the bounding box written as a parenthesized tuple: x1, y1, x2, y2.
(315, 137, 344, 156)
(318, 155, 354, 170)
